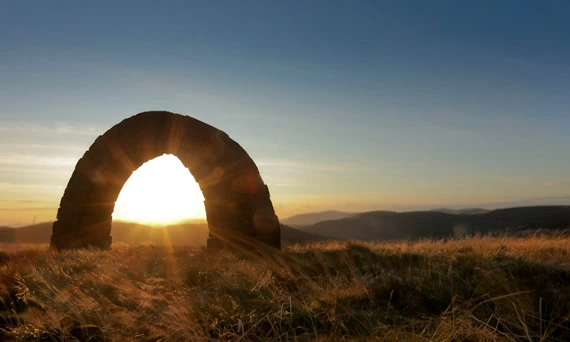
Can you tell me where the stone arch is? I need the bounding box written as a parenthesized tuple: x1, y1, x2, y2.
(50, 111, 281, 250)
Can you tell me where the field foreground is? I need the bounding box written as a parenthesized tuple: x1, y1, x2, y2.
(1, 236, 570, 341)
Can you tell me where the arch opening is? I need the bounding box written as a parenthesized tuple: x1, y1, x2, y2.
(110, 154, 209, 247)
(51, 111, 281, 250)
(113, 154, 206, 226)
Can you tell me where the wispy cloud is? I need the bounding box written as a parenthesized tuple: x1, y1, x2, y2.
(0, 122, 102, 137)
(0, 153, 77, 168)
(0, 200, 51, 204)
(0, 183, 64, 191)
(0, 142, 82, 176)
(0, 199, 58, 212)
(0, 143, 84, 152)
(0, 207, 54, 211)
(0, 183, 63, 204)
(0, 166, 70, 175)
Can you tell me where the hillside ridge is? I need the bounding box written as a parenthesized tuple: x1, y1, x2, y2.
(297, 205, 570, 240)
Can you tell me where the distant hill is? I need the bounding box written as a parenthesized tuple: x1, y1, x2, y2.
(430, 208, 490, 215)
(12, 222, 54, 243)
(4, 206, 568, 245)
(298, 206, 570, 241)
(281, 211, 355, 227)
(281, 208, 490, 226)
(0, 227, 16, 243)
(0, 221, 328, 246)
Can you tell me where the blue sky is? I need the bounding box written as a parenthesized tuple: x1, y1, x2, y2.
(1, 1, 569, 225)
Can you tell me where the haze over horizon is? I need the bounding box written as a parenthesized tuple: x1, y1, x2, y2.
(1, 1, 569, 226)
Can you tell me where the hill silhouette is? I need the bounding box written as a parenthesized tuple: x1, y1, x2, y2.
(0, 221, 326, 246)
(298, 206, 570, 240)
(282, 208, 490, 227)
(281, 210, 354, 226)
(3, 206, 569, 245)
(0, 227, 16, 243)
(430, 208, 490, 215)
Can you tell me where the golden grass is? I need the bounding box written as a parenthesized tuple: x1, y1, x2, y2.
(0, 235, 569, 341)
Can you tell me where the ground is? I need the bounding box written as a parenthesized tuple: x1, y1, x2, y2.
(1, 235, 569, 341)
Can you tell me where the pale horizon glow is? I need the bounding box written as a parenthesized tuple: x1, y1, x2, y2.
(113, 154, 206, 225)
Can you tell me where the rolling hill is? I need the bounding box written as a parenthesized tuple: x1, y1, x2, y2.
(281, 208, 490, 227)
(297, 206, 570, 241)
(3, 206, 569, 245)
(430, 208, 490, 215)
(281, 210, 355, 226)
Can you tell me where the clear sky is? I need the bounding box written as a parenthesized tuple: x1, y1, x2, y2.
(1, 1, 569, 226)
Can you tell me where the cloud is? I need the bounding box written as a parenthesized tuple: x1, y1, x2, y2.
(0, 183, 65, 201)
(0, 122, 102, 137)
(0, 153, 77, 168)
(0, 200, 50, 204)
(0, 143, 82, 176)
(0, 207, 54, 211)
(0, 183, 64, 190)
(0, 166, 70, 175)
(0, 143, 84, 152)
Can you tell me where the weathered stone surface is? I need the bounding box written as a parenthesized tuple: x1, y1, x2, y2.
(51, 111, 281, 250)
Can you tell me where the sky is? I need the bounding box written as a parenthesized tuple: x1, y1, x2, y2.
(1, 1, 570, 226)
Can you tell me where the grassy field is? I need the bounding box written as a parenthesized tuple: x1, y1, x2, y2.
(1, 235, 569, 341)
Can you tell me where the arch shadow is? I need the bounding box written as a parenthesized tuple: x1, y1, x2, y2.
(51, 111, 281, 250)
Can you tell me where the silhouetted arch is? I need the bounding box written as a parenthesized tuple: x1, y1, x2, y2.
(51, 111, 281, 250)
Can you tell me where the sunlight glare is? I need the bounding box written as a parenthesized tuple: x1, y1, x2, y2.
(113, 154, 206, 225)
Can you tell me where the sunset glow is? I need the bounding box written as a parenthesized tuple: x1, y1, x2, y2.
(113, 155, 206, 225)
(1, 2, 570, 228)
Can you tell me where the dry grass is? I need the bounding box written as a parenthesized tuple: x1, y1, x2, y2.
(0, 235, 569, 341)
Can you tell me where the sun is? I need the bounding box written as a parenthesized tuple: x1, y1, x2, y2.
(113, 154, 206, 225)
